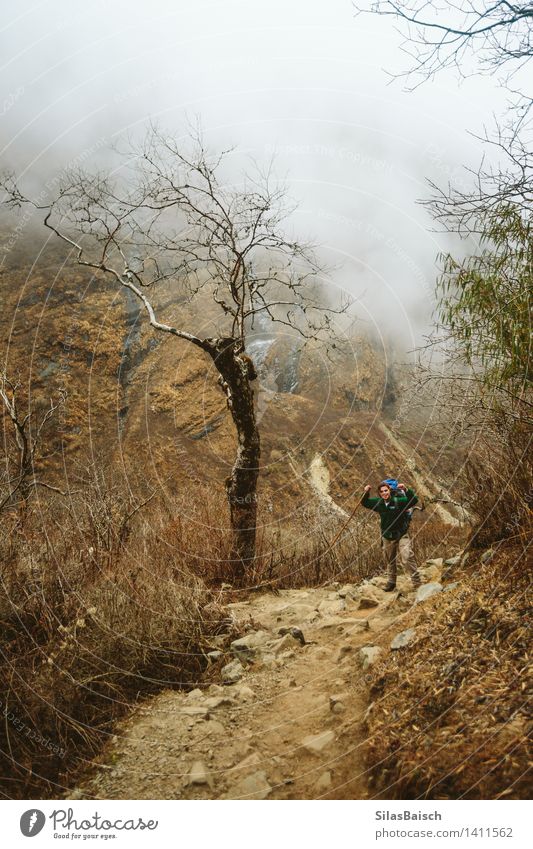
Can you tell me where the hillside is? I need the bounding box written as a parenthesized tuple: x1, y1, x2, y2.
(0, 233, 464, 531)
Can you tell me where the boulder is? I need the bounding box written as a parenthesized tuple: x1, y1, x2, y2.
(416, 582, 443, 603)
(302, 730, 336, 754)
(390, 628, 416, 650)
(186, 688, 204, 701)
(329, 694, 346, 713)
(421, 564, 442, 582)
(443, 551, 468, 567)
(359, 645, 382, 669)
(358, 595, 379, 610)
(270, 632, 302, 656)
(233, 685, 255, 701)
(188, 760, 213, 788)
(425, 557, 444, 568)
(278, 626, 306, 645)
(207, 650, 223, 662)
(337, 584, 358, 599)
(230, 630, 270, 663)
(229, 770, 272, 800)
(315, 771, 333, 793)
(318, 598, 346, 616)
(221, 658, 244, 684)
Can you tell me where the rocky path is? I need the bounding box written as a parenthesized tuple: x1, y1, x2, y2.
(72, 565, 451, 800)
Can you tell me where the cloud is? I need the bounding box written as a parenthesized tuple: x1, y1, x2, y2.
(0, 0, 507, 344)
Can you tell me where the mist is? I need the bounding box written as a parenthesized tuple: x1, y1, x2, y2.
(0, 0, 509, 349)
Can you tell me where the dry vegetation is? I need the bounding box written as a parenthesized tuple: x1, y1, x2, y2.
(364, 423, 532, 800)
(2, 472, 444, 799)
(0, 478, 228, 799)
(365, 542, 531, 799)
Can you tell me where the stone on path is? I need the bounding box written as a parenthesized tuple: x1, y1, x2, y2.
(230, 630, 270, 663)
(188, 760, 213, 788)
(329, 694, 346, 714)
(186, 688, 204, 701)
(337, 584, 358, 600)
(359, 645, 382, 669)
(229, 770, 272, 800)
(358, 595, 379, 610)
(233, 685, 255, 701)
(416, 582, 443, 603)
(302, 730, 336, 754)
(315, 771, 333, 793)
(221, 658, 244, 684)
(180, 706, 210, 719)
(207, 650, 223, 662)
(390, 628, 416, 650)
(271, 632, 302, 656)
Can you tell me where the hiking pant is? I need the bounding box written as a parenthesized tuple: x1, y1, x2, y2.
(381, 535, 420, 586)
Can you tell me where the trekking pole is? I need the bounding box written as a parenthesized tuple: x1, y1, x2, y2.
(328, 492, 365, 550)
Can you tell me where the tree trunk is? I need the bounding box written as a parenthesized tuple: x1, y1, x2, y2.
(207, 338, 260, 581)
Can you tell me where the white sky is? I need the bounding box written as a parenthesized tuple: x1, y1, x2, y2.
(0, 0, 510, 344)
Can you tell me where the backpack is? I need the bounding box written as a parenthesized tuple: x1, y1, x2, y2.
(384, 477, 413, 532)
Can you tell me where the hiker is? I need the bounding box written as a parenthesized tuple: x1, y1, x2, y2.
(361, 480, 421, 592)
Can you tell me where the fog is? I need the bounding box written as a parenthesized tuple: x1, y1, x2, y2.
(0, 0, 509, 347)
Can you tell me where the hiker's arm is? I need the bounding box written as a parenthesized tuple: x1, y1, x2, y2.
(361, 488, 380, 510)
(394, 487, 418, 507)
(404, 487, 418, 508)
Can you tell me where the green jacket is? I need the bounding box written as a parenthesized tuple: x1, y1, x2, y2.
(361, 488, 418, 540)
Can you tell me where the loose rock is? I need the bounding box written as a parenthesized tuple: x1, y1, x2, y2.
(315, 771, 333, 793)
(358, 595, 379, 610)
(229, 770, 272, 800)
(302, 730, 336, 754)
(188, 760, 213, 788)
(359, 645, 382, 668)
(221, 659, 244, 684)
(337, 584, 358, 600)
(230, 630, 270, 663)
(416, 582, 443, 603)
(180, 706, 210, 719)
(271, 632, 302, 656)
(207, 650, 223, 662)
(390, 628, 416, 650)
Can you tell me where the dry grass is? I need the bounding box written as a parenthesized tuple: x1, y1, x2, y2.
(365, 542, 532, 799)
(0, 479, 228, 799)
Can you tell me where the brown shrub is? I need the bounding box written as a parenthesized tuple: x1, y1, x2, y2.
(365, 543, 532, 799)
(0, 479, 226, 799)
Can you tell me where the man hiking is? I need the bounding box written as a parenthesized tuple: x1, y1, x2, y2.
(361, 480, 421, 592)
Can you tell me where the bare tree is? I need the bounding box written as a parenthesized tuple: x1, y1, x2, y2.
(1, 127, 347, 577)
(0, 371, 65, 519)
(356, 1, 533, 84)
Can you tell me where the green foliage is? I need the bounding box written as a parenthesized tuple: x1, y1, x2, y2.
(437, 205, 532, 402)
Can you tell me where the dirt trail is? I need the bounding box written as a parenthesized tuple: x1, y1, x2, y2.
(71, 574, 422, 800)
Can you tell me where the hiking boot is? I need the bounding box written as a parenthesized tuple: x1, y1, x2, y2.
(384, 581, 396, 592)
